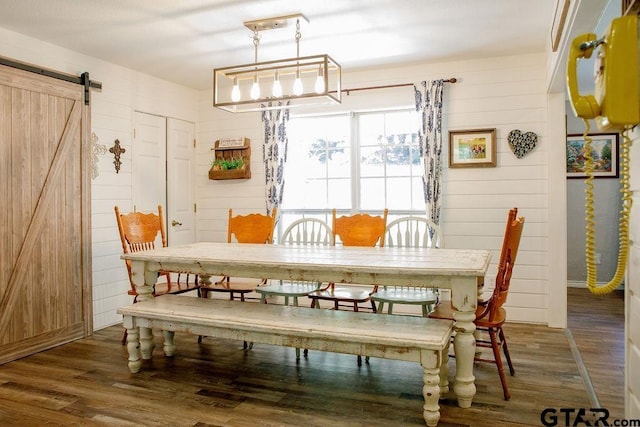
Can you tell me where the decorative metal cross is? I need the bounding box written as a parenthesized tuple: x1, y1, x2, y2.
(109, 139, 126, 173)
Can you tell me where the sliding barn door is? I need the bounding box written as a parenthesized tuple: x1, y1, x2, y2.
(0, 64, 92, 364)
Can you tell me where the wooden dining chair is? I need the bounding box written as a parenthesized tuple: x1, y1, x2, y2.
(371, 216, 441, 317)
(198, 208, 277, 347)
(115, 205, 201, 344)
(200, 208, 277, 302)
(256, 217, 333, 359)
(257, 218, 333, 306)
(428, 207, 524, 400)
(307, 209, 388, 365)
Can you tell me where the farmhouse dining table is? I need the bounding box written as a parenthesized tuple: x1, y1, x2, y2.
(122, 241, 491, 408)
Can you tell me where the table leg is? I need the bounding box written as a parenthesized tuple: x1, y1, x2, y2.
(130, 260, 155, 303)
(420, 350, 441, 427)
(451, 276, 477, 408)
(130, 261, 157, 359)
(123, 316, 142, 373)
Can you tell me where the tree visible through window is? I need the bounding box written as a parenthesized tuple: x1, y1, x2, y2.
(280, 110, 425, 232)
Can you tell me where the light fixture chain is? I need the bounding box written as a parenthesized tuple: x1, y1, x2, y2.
(295, 19, 301, 58)
(252, 27, 261, 63)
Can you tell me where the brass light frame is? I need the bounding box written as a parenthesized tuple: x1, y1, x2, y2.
(213, 14, 342, 113)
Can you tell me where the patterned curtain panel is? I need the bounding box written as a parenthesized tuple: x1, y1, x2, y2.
(261, 102, 290, 217)
(414, 80, 444, 227)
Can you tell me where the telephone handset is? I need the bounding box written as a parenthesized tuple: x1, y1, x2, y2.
(566, 14, 638, 295)
(567, 14, 640, 129)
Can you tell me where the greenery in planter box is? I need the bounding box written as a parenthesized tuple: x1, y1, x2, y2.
(211, 157, 245, 171)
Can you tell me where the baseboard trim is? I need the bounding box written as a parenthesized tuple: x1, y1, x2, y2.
(567, 280, 625, 289)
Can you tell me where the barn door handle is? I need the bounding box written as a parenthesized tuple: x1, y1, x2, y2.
(171, 220, 182, 227)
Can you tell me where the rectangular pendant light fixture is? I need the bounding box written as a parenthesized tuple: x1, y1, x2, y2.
(213, 14, 342, 113)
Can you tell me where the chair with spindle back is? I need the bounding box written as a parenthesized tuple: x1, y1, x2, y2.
(307, 209, 388, 365)
(115, 205, 201, 344)
(198, 208, 277, 347)
(371, 216, 441, 317)
(255, 217, 333, 359)
(429, 207, 524, 400)
(199, 208, 277, 302)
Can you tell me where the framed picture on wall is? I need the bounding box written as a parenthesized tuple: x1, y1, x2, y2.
(449, 128, 497, 168)
(566, 133, 619, 178)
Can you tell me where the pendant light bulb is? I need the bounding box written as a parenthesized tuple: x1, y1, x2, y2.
(293, 70, 303, 96)
(231, 78, 241, 102)
(250, 75, 260, 100)
(314, 66, 325, 94)
(272, 71, 283, 98)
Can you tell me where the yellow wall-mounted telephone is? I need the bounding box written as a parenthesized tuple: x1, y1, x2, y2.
(566, 14, 638, 295)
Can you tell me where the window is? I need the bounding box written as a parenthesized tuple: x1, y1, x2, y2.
(280, 109, 425, 236)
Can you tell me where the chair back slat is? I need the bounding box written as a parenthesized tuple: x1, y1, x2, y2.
(228, 208, 277, 244)
(115, 205, 167, 253)
(384, 216, 441, 249)
(332, 209, 388, 247)
(115, 205, 169, 291)
(281, 218, 333, 246)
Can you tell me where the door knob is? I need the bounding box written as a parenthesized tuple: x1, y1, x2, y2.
(171, 220, 182, 227)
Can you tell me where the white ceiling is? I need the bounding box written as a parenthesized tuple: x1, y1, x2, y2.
(0, 0, 556, 90)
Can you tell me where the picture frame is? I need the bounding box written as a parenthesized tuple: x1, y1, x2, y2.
(566, 133, 619, 178)
(551, 0, 571, 52)
(449, 128, 497, 168)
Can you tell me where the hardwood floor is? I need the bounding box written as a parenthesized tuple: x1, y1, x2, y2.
(567, 286, 625, 419)
(0, 289, 624, 426)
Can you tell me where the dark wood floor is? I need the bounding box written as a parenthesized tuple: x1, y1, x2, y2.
(0, 288, 624, 426)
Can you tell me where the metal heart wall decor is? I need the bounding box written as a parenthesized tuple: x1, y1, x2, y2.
(507, 129, 537, 159)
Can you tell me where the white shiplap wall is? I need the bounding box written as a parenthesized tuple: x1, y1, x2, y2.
(0, 27, 199, 330)
(196, 53, 553, 325)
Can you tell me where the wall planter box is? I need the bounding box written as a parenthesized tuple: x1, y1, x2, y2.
(209, 138, 251, 180)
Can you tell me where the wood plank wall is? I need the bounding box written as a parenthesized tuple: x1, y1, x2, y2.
(197, 53, 552, 325)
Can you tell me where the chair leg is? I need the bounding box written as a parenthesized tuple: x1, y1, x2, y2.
(489, 327, 510, 400)
(377, 301, 385, 313)
(499, 327, 515, 375)
(121, 329, 128, 345)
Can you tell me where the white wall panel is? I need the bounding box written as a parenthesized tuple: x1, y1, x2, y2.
(197, 53, 554, 325)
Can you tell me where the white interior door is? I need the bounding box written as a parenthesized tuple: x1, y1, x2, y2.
(132, 112, 167, 214)
(167, 118, 196, 246)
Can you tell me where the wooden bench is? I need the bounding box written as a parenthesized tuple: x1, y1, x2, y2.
(118, 295, 454, 426)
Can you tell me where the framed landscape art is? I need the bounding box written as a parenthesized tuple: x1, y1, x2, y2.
(566, 133, 619, 178)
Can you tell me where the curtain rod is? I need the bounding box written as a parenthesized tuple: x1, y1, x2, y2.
(334, 78, 457, 95)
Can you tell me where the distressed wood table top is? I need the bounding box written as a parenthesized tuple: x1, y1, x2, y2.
(121, 242, 491, 288)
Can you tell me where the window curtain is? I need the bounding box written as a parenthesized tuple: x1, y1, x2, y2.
(414, 80, 444, 228)
(261, 102, 290, 217)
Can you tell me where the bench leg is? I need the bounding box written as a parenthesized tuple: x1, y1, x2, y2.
(420, 350, 442, 427)
(122, 316, 142, 373)
(162, 330, 175, 356)
(439, 343, 450, 397)
(140, 327, 154, 360)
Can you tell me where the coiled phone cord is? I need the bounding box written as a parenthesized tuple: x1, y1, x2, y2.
(582, 120, 632, 295)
